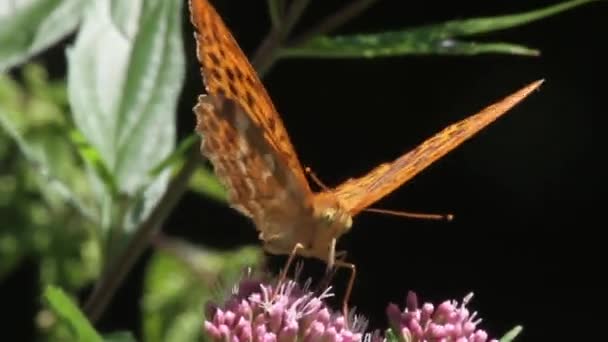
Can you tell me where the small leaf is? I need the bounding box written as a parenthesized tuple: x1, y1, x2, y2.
(189, 166, 228, 203)
(500, 325, 523, 342)
(422, 0, 596, 37)
(282, 0, 596, 58)
(0, 0, 86, 72)
(44, 285, 103, 342)
(67, 0, 185, 233)
(282, 34, 539, 58)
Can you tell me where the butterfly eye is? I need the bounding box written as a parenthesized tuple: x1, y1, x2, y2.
(322, 208, 336, 224)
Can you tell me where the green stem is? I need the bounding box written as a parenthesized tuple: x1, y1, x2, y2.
(83, 146, 201, 322)
(252, 0, 311, 76)
(288, 0, 380, 46)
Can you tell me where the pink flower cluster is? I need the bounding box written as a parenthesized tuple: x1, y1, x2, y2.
(387, 291, 497, 342)
(202, 272, 507, 342)
(203, 277, 365, 342)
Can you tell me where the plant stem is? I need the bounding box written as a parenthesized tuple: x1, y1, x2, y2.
(288, 0, 380, 46)
(267, 0, 285, 29)
(83, 145, 201, 322)
(253, 0, 311, 76)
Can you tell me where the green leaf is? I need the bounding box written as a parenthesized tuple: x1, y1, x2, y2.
(67, 0, 185, 232)
(0, 118, 98, 220)
(68, 128, 119, 197)
(103, 331, 138, 342)
(0, 72, 97, 223)
(500, 325, 523, 342)
(282, 34, 540, 58)
(0, 64, 102, 288)
(0, 0, 86, 72)
(142, 241, 263, 342)
(384, 328, 401, 342)
(149, 133, 199, 177)
(281, 0, 596, 58)
(44, 285, 103, 342)
(189, 166, 228, 203)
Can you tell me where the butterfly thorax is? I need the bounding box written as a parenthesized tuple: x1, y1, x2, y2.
(253, 190, 352, 264)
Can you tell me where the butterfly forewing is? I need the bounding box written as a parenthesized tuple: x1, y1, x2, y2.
(194, 95, 314, 248)
(332, 80, 544, 215)
(189, 0, 310, 193)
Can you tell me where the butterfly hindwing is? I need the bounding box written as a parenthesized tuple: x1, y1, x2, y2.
(195, 95, 314, 245)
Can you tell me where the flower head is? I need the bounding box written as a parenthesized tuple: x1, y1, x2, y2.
(387, 291, 497, 342)
(203, 272, 366, 342)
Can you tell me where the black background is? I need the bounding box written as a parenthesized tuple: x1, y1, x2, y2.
(4, 0, 603, 341)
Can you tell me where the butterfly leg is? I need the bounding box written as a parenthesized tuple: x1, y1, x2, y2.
(278, 242, 304, 286)
(335, 250, 348, 260)
(334, 259, 356, 325)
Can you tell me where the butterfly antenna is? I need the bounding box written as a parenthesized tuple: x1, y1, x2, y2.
(305, 166, 330, 191)
(363, 208, 454, 221)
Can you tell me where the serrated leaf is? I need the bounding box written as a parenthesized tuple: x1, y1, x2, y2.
(282, 0, 596, 58)
(0, 0, 86, 72)
(142, 241, 262, 342)
(44, 285, 103, 342)
(67, 0, 184, 232)
(500, 325, 523, 342)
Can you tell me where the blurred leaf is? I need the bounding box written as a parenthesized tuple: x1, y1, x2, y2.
(21, 62, 69, 104)
(500, 325, 523, 342)
(384, 328, 401, 342)
(0, 64, 101, 291)
(0, 69, 97, 223)
(189, 166, 227, 203)
(0, 107, 97, 222)
(282, 0, 596, 58)
(0, 0, 86, 72)
(67, 0, 184, 233)
(142, 240, 263, 342)
(149, 133, 198, 177)
(103, 331, 138, 342)
(44, 285, 103, 342)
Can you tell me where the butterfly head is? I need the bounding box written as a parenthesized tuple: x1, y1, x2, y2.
(312, 192, 353, 236)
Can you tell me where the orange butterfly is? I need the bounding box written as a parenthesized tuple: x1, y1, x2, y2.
(189, 0, 542, 313)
